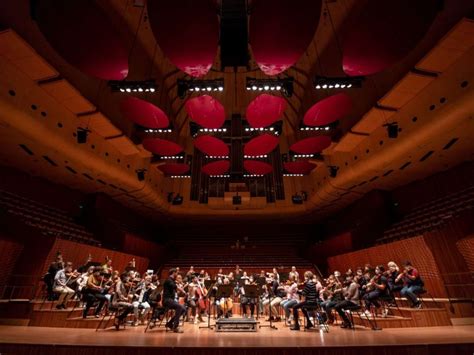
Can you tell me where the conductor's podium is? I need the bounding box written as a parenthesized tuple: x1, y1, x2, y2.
(215, 317, 258, 332)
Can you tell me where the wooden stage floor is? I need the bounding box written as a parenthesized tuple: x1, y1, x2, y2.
(0, 323, 473, 354)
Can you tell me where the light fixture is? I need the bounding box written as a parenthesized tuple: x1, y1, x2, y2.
(328, 165, 339, 178)
(246, 77, 294, 97)
(299, 125, 332, 132)
(209, 174, 230, 178)
(77, 128, 91, 144)
(313, 76, 364, 90)
(384, 122, 399, 139)
(177, 78, 224, 99)
(108, 80, 157, 93)
(243, 174, 265, 178)
(136, 169, 147, 181)
(283, 173, 304, 177)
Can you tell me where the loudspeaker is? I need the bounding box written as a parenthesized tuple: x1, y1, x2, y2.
(232, 195, 242, 205)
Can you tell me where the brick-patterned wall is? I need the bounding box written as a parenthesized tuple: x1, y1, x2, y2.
(327, 236, 447, 297)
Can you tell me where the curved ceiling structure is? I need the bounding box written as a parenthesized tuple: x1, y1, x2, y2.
(244, 160, 273, 175)
(290, 136, 331, 154)
(244, 134, 280, 156)
(303, 93, 352, 127)
(147, 0, 218, 77)
(142, 138, 183, 156)
(158, 163, 190, 176)
(342, 0, 438, 76)
(35, 0, 128, 80)
(201, 160, 230, 176)
(246, 94, 287, 128)
(284, 161, 316, 175)
(185, 95, 226, 128)
(193, 136, 229, 157)
(120, 97, 169, 129)
(249, 0, 322, 75)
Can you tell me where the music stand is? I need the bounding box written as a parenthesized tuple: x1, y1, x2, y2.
(243, 285, 258, 319)
(199, 281, 217, 330)
(260, 281, 278, 330)
(216, 284, 233, 318)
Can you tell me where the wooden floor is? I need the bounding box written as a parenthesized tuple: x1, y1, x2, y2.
(0, 322, 473, 354)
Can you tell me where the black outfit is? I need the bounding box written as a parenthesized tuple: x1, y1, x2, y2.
(292, 281, 318, 329)
(83, 288, 107, 318)
(162, 277, 186, 330)
(363, 275, 388, 311)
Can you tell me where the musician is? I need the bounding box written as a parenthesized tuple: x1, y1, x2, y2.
(234, 265, 242, 282)
(334, 275, 360, 328)
(216, 268, 225, 280)
(102, 257, 113, 274)
(272, 268, 280, 283)
(162, 268, 186, 333)
(53, 261, 75, 309)
(258, 283, 269, 316)
(132, 275, 152, 325)
(185, 266, 195, 281)
(216, 277, 233, 318)
(397, 261, 424, 308)
(280, 274, 299, 325)
(320, 274, 343, 324)
(262, 273, 284, 321)
(362, 265, 389, 317)
(289, 266, 299, 283)
(386, 261, 403, 293)
(239, 275, 256, 318)
(186, 276, 199, 323)
(111, 273, 134, 330)
(44, 252, 64, 301)
(290, 271, 318, 330)
(82, 267, 107, 319)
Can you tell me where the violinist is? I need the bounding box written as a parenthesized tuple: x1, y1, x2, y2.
(162, 268, 186, 333)
(132, 275, 152, 326)
(280, 274, 299, 325)
(386, 261, 403, 293)
(397, 261, 424, 308)
(111, 273, 134, 330)
(262, 273, 284, 321)
(53, 261, 75, 309)
(362, 265, 389, 317)
(217, 278, 233, 318)
(82, 267, 107, 319)
(102, 257, 113, 274)
(289, 266, 299, 283)
(186, 276, 199, 323)
(239, 275, 256, 318)
(44, 252, 64, 301)
(320, 273, 343, 324)
(290, 271, 318, 331)
(334, 275, 360, 329)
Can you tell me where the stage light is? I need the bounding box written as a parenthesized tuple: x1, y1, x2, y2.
(314, 76, 363, 91)
(328, 165, 339, 178)
(177, 78, 224, 98)
(76, 128, 90, 144)
(108, 80, 157, 93)
(384, 122, 399, 139)
(246, 78, 294, 97)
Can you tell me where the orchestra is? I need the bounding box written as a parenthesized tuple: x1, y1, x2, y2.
(44, 255, 428, 333)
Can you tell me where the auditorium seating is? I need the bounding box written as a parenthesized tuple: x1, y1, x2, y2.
(379, 185, 474, 243)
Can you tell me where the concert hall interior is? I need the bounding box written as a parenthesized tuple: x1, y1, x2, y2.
(0, 1, 474, 354)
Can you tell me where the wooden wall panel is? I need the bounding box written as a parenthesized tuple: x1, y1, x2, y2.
(456, 234, 474, 274)
(122, 233, 168, 270)
(327, 236, 447, 297)
(0, 238, 24, 287)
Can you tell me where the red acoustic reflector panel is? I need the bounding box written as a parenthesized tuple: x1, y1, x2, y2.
(250, 0, 322, 75)
(290, 136, 331, 154)
(120, 97, 169, 129)
(244, 160, 273, 175)
(185, 95, 226, 129)
(142, 138, 183, 156)
(246, 94, 286, 128)
(193, 136, 229, 157)
(35, 0, 128, 80)
(244, 134, 279, 156)
(148, 0, 218, 77)
(158, 163, 190, 175)
(201, 160, 230, 175)
(342, 0, 438, 76)
(284, 160, 316, 174)
(303, 93, 352, 127)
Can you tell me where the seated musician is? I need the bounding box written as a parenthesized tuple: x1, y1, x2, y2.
(102, 257, 113, 274)
(82, 267, 107, 319)
(289, 266, 299, 283)
(239, 275, 256, 318)
(397, 261, 424, 308)
(258, 283, 269, 316)
(386, 261, 403, 297)
(320, 273, 343, 324)
(44, 252, 64, 301)
(280, 274, 299, 325)
(362, 265, 389, 317)
(334, 275, 360, 328)
(262, 273, 285, 321)
(216, 277, 233, 318)
(355, 267, 367, 296)
(111, 273, 134, 330)
(53, 261, 75, 309)
(132, 275, 152, 326)
(290, 271, 318, 330)
(185, 266, 195, 282)
(186, 276, 199, 323)
(162, 268, 186, 333)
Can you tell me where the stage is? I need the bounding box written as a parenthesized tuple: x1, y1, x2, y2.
(0, 324, 473, 354)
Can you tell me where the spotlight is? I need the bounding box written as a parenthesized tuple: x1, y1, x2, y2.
(108, 80, 157, 93)
(76, 128, 90, 144)
(384, 122, 399, 139)
(176, 78, 224, 98)
(246, 78, 294, 97)
(136, 169, 146, 181)
(328, 165, 339, 178)
(313, 76, 363, 90)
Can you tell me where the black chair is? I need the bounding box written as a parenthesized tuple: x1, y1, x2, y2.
(345, 304, 381, 331)
(302, 304, 329, 333)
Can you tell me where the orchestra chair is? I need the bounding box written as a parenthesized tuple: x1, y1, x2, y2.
(379, 293, 400, 316)
(302, 304, 329, 333)
(144, 305, 169, 332)
(95, 304, 124, 332)
(344, 304, 381, 331)
(415, 288, 440, 308)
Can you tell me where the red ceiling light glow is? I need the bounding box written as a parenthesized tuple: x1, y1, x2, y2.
(142, 138, 183, 156)
(201, 160, 230, 176)
(120, 97, 169, 129)
(290, 136, 331, 154)
(303, 93, 352, 127)
(284, 160, 316, 175)
(244, 134, 280, 156)
(244, 160, 273, 175)
(158, 163, 190, 176)
(246, 94, 287, 128)
(185, 95, 226, 129)
(193, 136, 229, 157)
